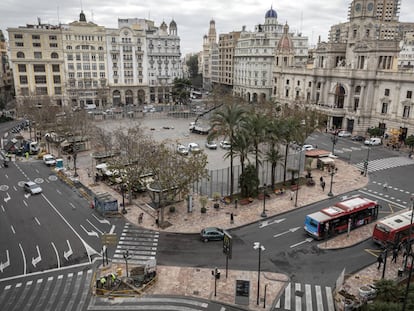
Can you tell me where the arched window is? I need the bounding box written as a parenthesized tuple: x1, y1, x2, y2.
(355, 85, 361, 94)
(334, 84, 346, 108)
(51, 52, 59, 59)
(66, 45, 72, 50)
(17, 51, 25, 58)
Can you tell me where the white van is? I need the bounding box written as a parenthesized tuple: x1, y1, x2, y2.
(364, 137, 382, 146)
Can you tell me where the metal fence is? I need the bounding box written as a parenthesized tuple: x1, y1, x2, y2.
(192, 151, 305, 198)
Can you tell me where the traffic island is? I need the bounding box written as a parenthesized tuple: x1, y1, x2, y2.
(94, 263, 157, 298)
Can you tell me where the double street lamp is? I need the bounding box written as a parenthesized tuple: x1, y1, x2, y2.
(261, 184, 267, 218)
(327, 136, 338, 197)
(253, 242, 265, 305)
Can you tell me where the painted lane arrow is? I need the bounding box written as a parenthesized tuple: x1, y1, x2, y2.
(259, 218, 286, 228)
(80, 225, 99, 237)
(0, 250, 10, 272)
(4, 192, 11, 203)
(92, 214, 110, 225)
(273, 226, 301, 238)
(290, 237, 313, 248)
(63, 240, 73, 261)
(31, 245, 41, 267)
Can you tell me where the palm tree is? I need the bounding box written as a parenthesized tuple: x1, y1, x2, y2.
(208, 101, 247, 198)
(242, 112, 269, 185)
(279, 117, 301, 184)
(265, 119, 284, 190)
(232, 129, 252, 176)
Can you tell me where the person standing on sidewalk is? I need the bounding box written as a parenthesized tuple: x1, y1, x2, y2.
(290, 190, 294, 201)
(377, 253, 384, 270)
(321, 181, 326, 192)
(391, 247, 398, 263)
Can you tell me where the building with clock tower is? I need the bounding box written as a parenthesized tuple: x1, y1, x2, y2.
(272, 0, 414, 141)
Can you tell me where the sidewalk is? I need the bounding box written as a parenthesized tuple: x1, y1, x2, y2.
(71, 153, 389, 310)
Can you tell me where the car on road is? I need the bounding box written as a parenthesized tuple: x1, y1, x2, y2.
(24, 181, 42, 194)
(205, 141, 217, 150)
(177, 144, 189, 155)
(188, 142, 201, 153)
(338, 130, 352, 137)
(364, 137, 382, 146)
(219, 141, 231, 150)
(302, 144, 315, 151)
(351, 135, 365, 141)
(200, 227, 224, 242)
(43, 154, 56, 166)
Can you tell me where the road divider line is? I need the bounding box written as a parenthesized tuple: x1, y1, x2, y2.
(51, 242, 60, 268)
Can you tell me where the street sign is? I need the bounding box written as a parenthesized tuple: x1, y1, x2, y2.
(101, 233, 117, 246)
(223, 230, 232, 259)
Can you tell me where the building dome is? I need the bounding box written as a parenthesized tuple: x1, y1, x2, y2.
(265, 6, 277, 19)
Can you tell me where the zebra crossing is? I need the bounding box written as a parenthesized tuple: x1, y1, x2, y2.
(275, 282, 335, 311)
(0, 268, 93, 311)
(354, 156, 414, 173)
(112, 223, 159, 266)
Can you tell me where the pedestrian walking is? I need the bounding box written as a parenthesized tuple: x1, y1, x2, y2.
(321, 181, 326, 192)
(138, 213, 143, 224)
(320, 176, 324, 183)
(290, 190, 294, 201)
(230, 213, 234, 224)
(377, 253, 384, 270)
(392, 248, 398, 263)
(383, 182, 388, 191)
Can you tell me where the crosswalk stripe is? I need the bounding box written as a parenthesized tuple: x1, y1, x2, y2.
(305, 284, 312, 311)
(315, 285, 323, 311)
(276, 283, 334, 311)
(326, 286, 335, 311)
(355, 156, 414, 173)
(114, 225, 159, 266)
(295, 283, 301, 311)
(284, 282, 291, 309)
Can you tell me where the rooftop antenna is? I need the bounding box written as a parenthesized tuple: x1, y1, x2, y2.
(300, 11, 303, 35)
(80, 0, 83, 11)
(57, 5, 60, 24)
(91, 9, 94, 22)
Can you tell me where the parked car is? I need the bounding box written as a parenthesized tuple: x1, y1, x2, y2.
(351, 135, 365, 141)
(219, 141, 231, 150)
(24, 181, 42, 194)
(302, 144, 315, 151)
(200, 227, 224, 242)
(43, 154, 56, 166)
(205, 141, 217, 150)
(364, 137, 382, 146)
(188, 142, 201, 153)
(338, 130, 352, 137)
(177, 144, 189, 155)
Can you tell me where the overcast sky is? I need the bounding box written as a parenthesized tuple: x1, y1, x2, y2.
(1, 0, 413, 55)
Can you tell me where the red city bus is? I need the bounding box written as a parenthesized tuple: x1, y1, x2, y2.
(372, 209, 414, 248)
(304, 196, 380, 240)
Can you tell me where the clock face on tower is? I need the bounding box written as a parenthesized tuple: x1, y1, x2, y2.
(355, 3, 361, 12)
(367, 2, 374, 11)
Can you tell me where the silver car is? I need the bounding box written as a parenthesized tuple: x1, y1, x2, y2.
(24, 181, 42, 194)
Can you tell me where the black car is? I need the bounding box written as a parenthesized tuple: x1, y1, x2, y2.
(200, 227, 224, 242)
(351, 135, 365, 141)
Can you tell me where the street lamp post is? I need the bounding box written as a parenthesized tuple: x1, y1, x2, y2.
(364, 145, 371, 177)
(261, 184, 267, 218)
(253, 242, 265, 305)
(331, 135, 338, 156)
(123, 249, 129, 277)
(327, 169, 335, 197)
(121, 184, 127, 214)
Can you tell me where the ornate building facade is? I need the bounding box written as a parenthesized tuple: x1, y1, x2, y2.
(272, 0, 414, 139)
(8, 12, 182, 111)
(233, 7, 308, 103)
